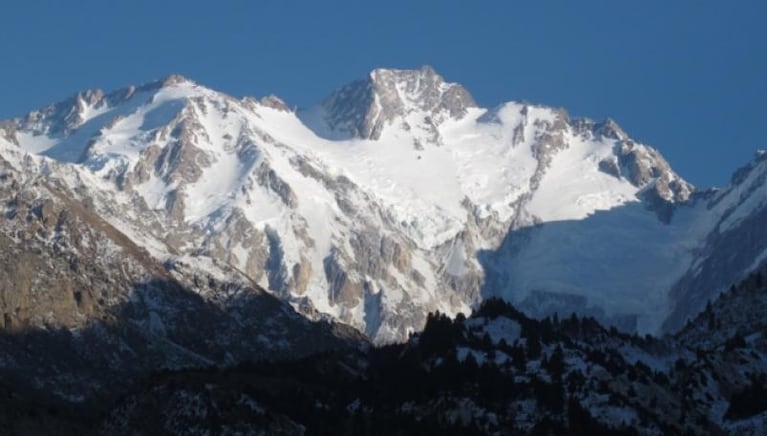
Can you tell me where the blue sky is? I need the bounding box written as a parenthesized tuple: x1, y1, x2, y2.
(1, 0, 765, 187)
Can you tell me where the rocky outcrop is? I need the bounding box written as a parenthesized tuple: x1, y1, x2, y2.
(5, 67, 762, 346)
(616, 140, 693, 202)
(0, 121, 17, 145)
(0, 151, 364, 406)
(318, 65, 476, 140)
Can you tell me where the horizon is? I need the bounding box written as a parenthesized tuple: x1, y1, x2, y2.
(1, 0, 765, 188)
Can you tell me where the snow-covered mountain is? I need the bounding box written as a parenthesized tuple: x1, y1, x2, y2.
(1, 66, 765, 343)
(0, 143, 362, 405)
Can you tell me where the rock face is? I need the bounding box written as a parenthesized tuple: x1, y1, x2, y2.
(663, 151, 767, 332)
(0, 146, 362, 405)
(314, 66, 476, 141)
(1, 67, 765, 344)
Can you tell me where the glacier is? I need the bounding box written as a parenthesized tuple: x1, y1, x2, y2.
(0, 66, 765, 342)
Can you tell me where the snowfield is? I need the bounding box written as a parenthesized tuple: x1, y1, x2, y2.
(1, 67, 765, 342)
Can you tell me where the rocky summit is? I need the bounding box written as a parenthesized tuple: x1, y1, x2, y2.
(1, 67, 767, 434)
(2, 67, 764, 344)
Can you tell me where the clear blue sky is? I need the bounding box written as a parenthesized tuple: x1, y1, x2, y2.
(1, 0, 765, 187)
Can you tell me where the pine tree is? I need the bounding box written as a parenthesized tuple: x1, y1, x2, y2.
(481, 332, 494, 351)
(512, 343, 527, 371)
(546, 345, 566, 380)
(526, 328, 542, 360)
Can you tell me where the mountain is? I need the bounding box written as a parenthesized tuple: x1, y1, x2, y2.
(6, 263, 767, 435)
(98, 265, 767, 435)
(0, 141, 362, 409)
(1, 67, 767, 434)
(5, 266, 767, 434)
(302, 65, 476, 140)
(0, 67, 765, 345)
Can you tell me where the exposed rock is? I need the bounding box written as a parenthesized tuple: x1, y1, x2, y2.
(594, 118, 627, 140)
(598, 155, 621, 178)
(160, 74, 193, 87)
(0, 121, 18, 145)
(2, 68, 761, 347)
(255, 163, 298, 208)
(0, 155, 364, 407)
(259, 95, 290, 112)
(615, 139, 693, 202)
(319, 65, 476, 140)
(323, 250, 362, 309)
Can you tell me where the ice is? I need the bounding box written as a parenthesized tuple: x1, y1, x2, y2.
(6, 71, 767, 341)
(15, 131, 58, 154)
(526, 133, 636, 221)
(495, 201, 702, 333)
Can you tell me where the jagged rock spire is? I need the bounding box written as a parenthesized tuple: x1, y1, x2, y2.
(318, 66, 476, 139)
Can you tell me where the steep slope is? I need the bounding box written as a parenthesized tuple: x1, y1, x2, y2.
(100, 284, 767, 435)
(301, 65, 476, 141)
(0, 144, 362, 406)
(1, 67, 763, 343)
(672, 264, 767, 434)
(663, 151, 767, 332)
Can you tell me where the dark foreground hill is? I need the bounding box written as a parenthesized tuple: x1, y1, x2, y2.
(4, 268, 765, 435)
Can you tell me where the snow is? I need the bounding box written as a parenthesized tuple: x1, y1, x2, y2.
(262, 103, 562, 249)
(19, 89, 162, 163)
(456, 347, 487, 365)
(495, 197, 709, 333)
(466, 316, 522, 345)
(15, 131, 58, 154)
(270, 111, 467, 248)
(6, 72, 765, 342)
(617, 344, 676, 372)
(345, 398, 362, 413)
(264, 101, 632, 253)
(747, 247, 767, 273)
(526, 134, 637, 221)
(443, 238, 468, 276)
(717, 158, 767, 233)
(237, 395, 265, 414)
(589, 405, 639, 427)
(134, 172, 177, 210)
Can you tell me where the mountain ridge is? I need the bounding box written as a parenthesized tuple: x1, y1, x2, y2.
(0, 67, 764, 343)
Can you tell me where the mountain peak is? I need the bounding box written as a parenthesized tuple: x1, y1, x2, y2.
(595, 118, 628, 140)
(729, 148, 767, 186)
(312, 66, 476, 140)
(368, 65, 441, 85)
(136, 74, 197, 94)
(160, 73, 193, 87)
(368, 65, 476, 114)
